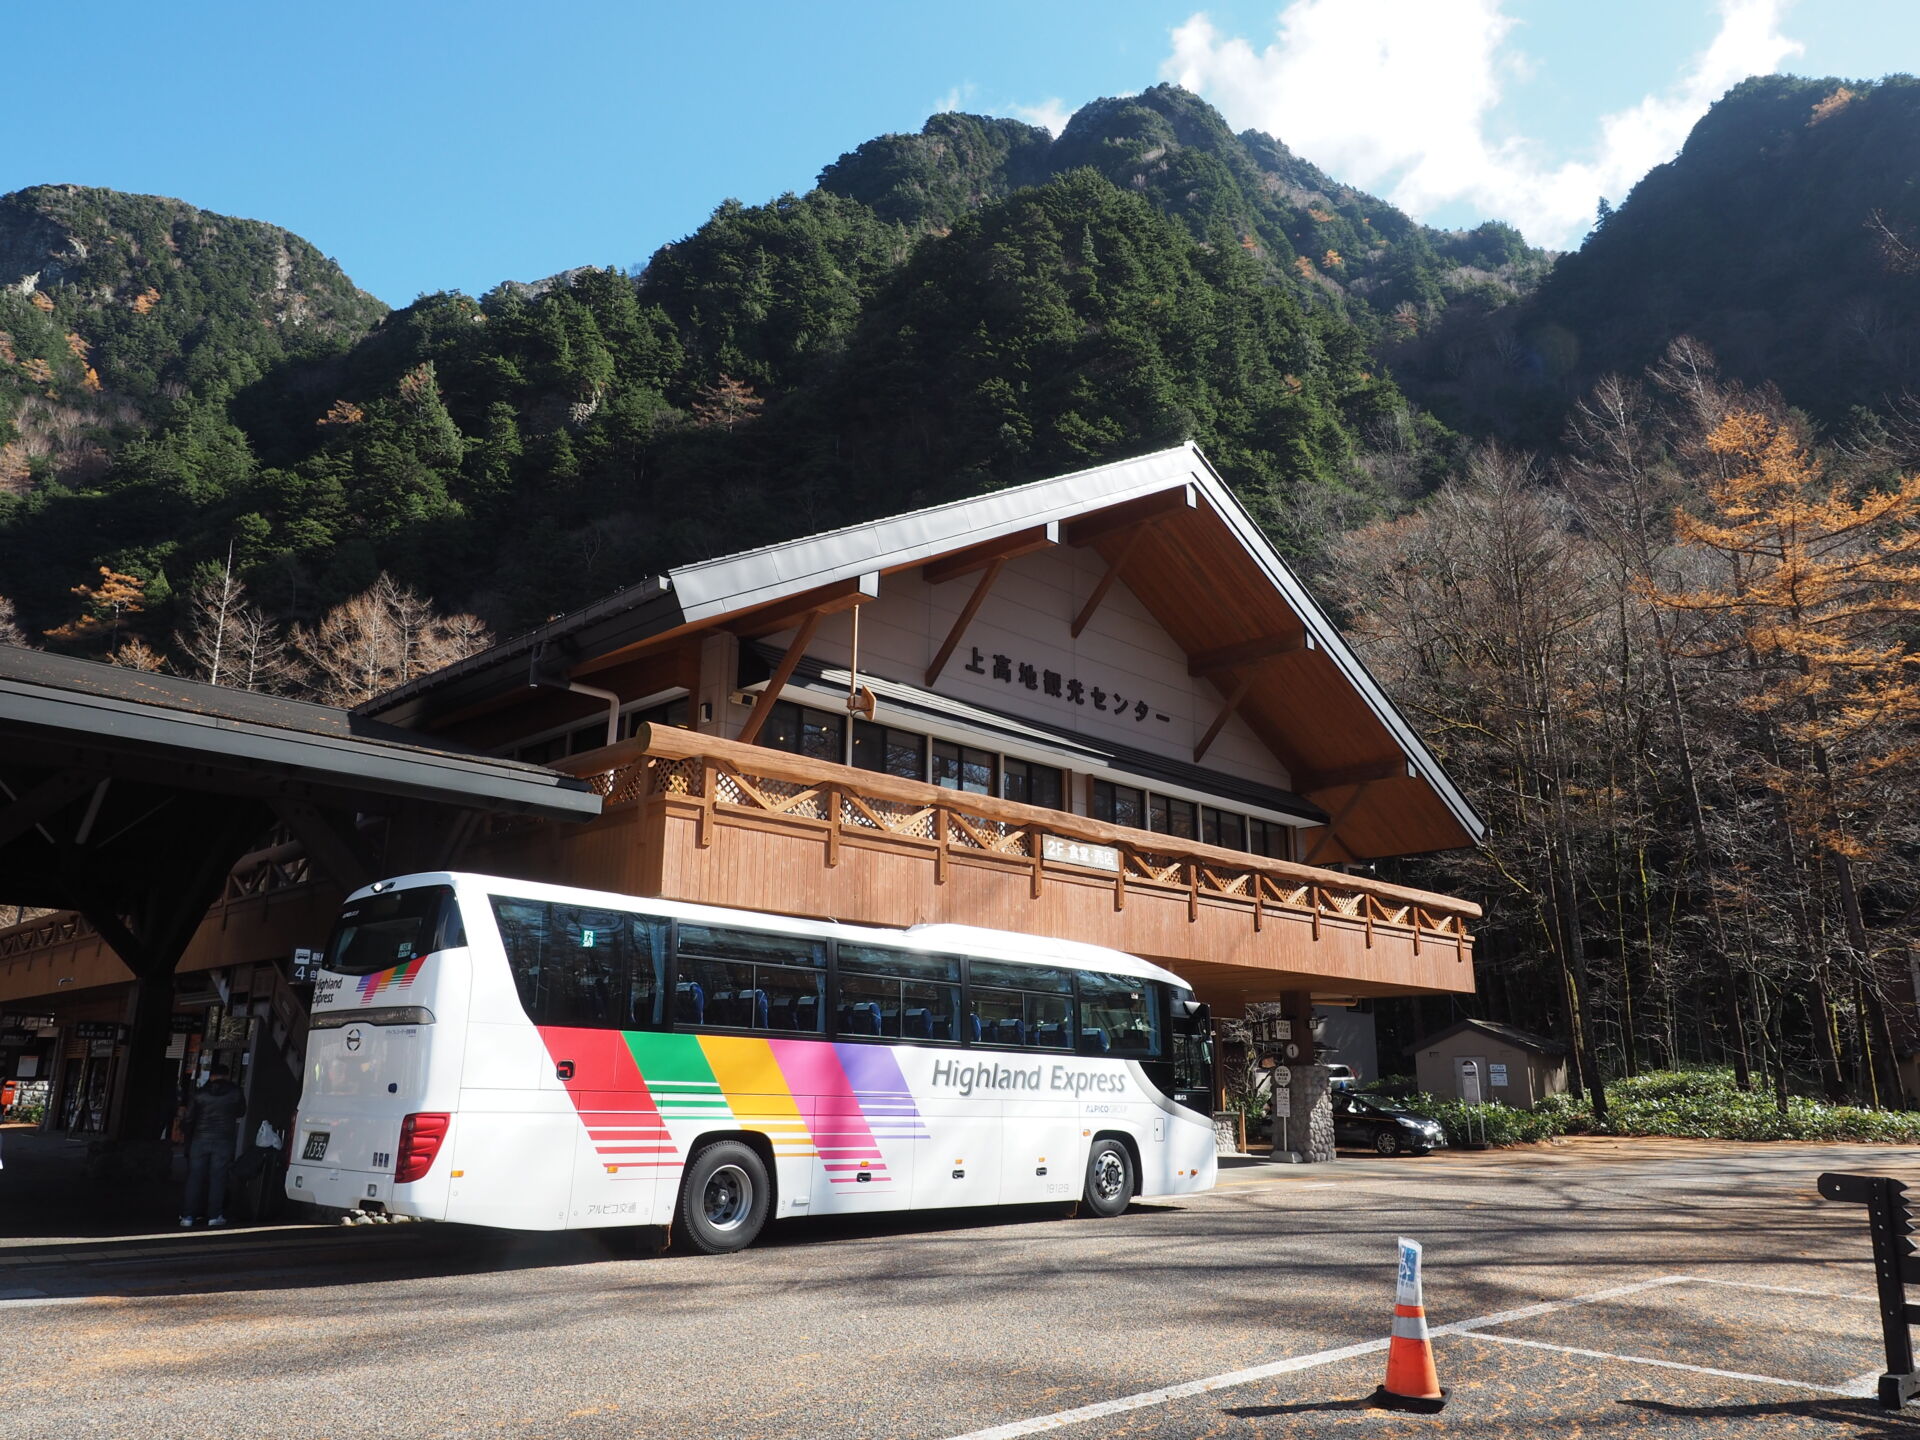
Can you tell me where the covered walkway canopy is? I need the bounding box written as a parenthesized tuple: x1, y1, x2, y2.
(0, 646, 600, 1146)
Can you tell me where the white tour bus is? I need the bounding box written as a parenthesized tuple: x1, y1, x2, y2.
(287, 872, 1218, 1251)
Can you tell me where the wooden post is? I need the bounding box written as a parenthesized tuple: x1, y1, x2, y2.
(925, 558, 1007, 686)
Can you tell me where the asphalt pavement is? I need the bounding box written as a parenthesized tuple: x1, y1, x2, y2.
(4, 1135, 1919, 1439)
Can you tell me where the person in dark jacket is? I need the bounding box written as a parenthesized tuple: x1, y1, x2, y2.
(180, 1063, 247, 1228)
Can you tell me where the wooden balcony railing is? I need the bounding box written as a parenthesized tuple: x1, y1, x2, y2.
(512, 724, 1479, 966)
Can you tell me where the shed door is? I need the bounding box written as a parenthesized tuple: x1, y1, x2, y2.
(1455, 1056, 1486, 1104)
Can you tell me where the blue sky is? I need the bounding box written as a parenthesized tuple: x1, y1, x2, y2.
(9, 1, 1916, 305)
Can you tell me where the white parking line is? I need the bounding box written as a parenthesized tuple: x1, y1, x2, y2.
(939, 1275, 1693, 1440)
(0, 1293, 105, 1309)
(1686, 1276, 1879, 1303)
(1467, 1332, 1877, 1398)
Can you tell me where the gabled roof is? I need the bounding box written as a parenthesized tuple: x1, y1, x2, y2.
(1407, 1018, 1568, 1057)
(359, 443, 1484, 857)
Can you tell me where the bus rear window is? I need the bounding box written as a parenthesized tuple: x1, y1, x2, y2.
(324, 886, 464, 975)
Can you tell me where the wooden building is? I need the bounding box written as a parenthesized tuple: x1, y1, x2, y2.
(1411, 1020, 1570, 1109)
(365, 443, 1484, 1014)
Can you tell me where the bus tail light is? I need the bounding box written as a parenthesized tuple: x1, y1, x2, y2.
(395, 1112, 450, 1183)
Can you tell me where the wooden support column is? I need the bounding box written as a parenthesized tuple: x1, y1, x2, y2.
(1193, 670, 1256, 763)
(737, 609, 824, 746)
(925, 557, 1007, 686)
(1070, 528, 1144, 639)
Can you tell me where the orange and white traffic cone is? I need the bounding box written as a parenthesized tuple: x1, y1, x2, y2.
(1371, 1236, 1447, 1413)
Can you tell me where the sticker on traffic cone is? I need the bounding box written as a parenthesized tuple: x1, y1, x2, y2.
(1371, 1236, 1447, 1413)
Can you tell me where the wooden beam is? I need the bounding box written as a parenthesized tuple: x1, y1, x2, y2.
(728, 573, 878, 639)
(1070, 528, 1144, 639)
(1064, 485, 1196, 547)
(0, 771, 96, 848)
(1193, 669, 1256, 763)
(737, 609, 824, 746)
(1186, 631, 1311, 677)
(1302, 757, 1413, 792)
(1302, 781, 1373, 865)
(925, 557, 1008, 686)
(273, 799, 373, 893)
(921, 523, 1058, 587)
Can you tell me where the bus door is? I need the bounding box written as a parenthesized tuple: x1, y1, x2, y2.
(973, 964, 1082, 1205)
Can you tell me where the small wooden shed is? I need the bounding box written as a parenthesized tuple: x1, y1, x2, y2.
(1409, 1019, 1569, 1109)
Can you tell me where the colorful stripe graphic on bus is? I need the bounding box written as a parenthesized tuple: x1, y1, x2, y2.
(356, 957, 424, 1000)
(540, 1028, 930, 1182)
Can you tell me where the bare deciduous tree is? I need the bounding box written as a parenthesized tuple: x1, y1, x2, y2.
(294, 573, 492, 707)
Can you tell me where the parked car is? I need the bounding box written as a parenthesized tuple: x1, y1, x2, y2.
(1332, 1092, 1446, 1156)
(1325, 1063, 1358, 1091)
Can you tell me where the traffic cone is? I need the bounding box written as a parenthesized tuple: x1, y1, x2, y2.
(1370, 1236, 1447, 1413)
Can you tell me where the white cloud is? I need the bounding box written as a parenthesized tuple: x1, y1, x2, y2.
(1161, 0, 1803, 250)
(1009, 98, 1073, 136)
(935, 83, 979, 115)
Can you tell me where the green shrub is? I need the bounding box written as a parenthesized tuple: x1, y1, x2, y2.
(1397, 1069, 1920, 1146)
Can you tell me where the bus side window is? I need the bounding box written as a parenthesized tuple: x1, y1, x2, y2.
(1077, 972, 1162, 1057)
(674, 925, 826, 1034)
(968, 961, 1073, 1050)
(542, 907, 626, 1027)
(835, 946, 961, 1042)
(488, 898, 669, 1031)
(491, 898, 552, 1021)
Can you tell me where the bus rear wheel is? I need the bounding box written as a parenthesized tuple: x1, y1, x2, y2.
(1082, 1138, 1134, 1218)
(678, 1141, 771, 1254)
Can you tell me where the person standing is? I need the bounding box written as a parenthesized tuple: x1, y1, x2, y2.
(180, 1063, 246, 1229)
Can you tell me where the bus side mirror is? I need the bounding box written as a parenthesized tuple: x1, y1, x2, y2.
(1179, 1000, 1210, 1026)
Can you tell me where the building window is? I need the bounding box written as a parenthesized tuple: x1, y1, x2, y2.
(932, 740, 996, 795)
(1247, 817, 1291, 860)
(1202, 806, 1245, 850)
(760, 700, 845, 763)
(1091, 780, 1147, 830)
(1002, 758, 1064, 810)
(622, 697, 690, 739)
(852, 721, 927, 781)
(1149, 794, 1198, 839)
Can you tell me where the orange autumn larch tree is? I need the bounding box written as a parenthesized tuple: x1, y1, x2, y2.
(44, 566, 148, 652)
(1654, 408, 1920, 1103)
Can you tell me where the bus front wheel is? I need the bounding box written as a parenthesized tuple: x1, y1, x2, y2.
(1082, 1138, 1134, 1218)
(678, 1141, 771, 1254)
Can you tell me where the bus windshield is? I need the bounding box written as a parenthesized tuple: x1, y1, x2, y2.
(324, 885, 464, 976)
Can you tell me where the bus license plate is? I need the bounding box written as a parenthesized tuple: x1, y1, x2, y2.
(302, 1132, 330, 1161)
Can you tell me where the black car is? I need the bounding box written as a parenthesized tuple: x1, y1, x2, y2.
(1332, 1093, 1446, 1156)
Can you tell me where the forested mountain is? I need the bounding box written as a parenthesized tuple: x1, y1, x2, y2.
(820, 86, 1548, 334)
(7, 75, 1920, 657)
(1393, 75, 1920, 439)
(2, 88, 1496, 645)
(0, 185, 385, 491)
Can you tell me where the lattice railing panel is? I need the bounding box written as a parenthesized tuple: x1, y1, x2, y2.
(715, 769, 827, 821)
(649, 756, 703, 798)
(841, 793, 937, 839)
(949, 812, 1030, 856)
(1127, 852, 1185, 885)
